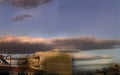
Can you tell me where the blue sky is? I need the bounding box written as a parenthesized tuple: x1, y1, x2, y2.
(0, 0, 120, 71)
(0, 0, 120, 38)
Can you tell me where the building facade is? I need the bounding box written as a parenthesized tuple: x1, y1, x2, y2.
(18, 52, 72, 75)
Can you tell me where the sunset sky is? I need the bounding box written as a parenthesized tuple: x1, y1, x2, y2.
(0, 0, 120, 71)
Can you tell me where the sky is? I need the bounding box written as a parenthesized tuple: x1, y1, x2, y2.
(0, 0, 120, 71)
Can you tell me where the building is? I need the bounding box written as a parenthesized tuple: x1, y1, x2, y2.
(0, 54, 46, 75)
(18, 52, 72, 75)
(9, 67, 46, 75)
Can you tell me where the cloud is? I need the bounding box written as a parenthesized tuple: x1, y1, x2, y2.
(52, 37, 120, 50)
(0, 0, 52, 9)
(34, 52, 112, 61)
(0, 36, 53, 53)
(73, 54, 112, 61)
(73, 62, 113, 71)
(0, 36, 120, 53)
(50, 49, 81, 53)
(12, 14, 32, 21)
(74, 63, 111, 68)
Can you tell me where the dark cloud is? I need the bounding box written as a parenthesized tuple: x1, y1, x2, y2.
(12, 15, 32, 21)
(0, 36, 120, 53)
(50, 49, 81, 53)
(52, 37, 120, 50)
(0, 0, 52, 9)
(0, 36, 53, 54)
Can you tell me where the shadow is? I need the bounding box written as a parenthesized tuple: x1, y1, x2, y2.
(0, 72, 9, 75)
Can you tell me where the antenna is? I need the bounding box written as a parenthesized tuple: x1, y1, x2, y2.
(57, 48, 60, 54)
